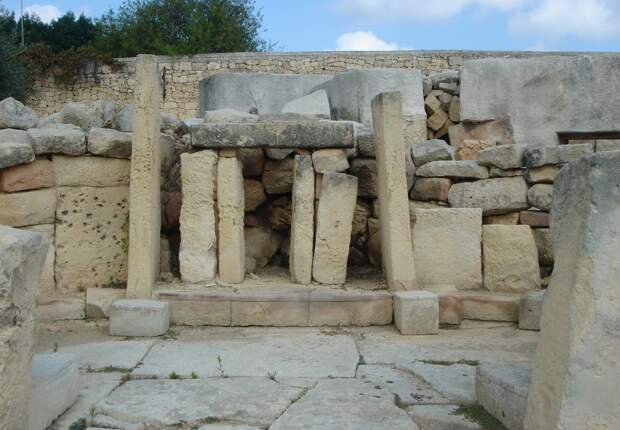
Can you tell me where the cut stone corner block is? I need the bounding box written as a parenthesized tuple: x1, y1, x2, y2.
(518, 289, 545, 331)
(109, 299, 170, 337)
(393, 290, 439, 335)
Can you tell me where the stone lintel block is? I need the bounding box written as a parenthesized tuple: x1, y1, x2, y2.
(190, 120, 354, 149)
(109, 299, 170, 337)
(393, 291, 439, 335)
(519, 290, 544, 331)
(461, 292, 519, 322)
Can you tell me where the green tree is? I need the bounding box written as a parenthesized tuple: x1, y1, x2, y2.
(0, 37, 32, 101)
(95, 0, 271, 57)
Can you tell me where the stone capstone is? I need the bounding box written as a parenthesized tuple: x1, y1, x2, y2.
(27, 126, 86, 156)
(87, 127, 133, 159)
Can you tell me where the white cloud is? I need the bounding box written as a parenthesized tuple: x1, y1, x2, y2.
(336, 30, 405, 50)
(23, 4, 62, 23)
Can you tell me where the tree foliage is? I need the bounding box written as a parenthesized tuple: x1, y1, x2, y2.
(0, 37, 32, 102)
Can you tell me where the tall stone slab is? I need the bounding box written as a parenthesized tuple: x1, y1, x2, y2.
(371, 92, 416, 291)
(127, 54, 161, 299)
(312, 173, 358, 284)
(289, 154, 315, 284)
(0, 227, 47, 430)
(525, 152, 620, 430)
(217, 152, 245, 283)
(179, 150, 219, 283)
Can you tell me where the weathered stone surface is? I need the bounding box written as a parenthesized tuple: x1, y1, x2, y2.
(218, 154, 245, 283)
(525, 152, 620, 430)
(460, 56, 620, 146)
(596, 139, 620, 152)
(319, 69, 424, 126)
(519, 290, 544, 331)
(349, 158, 377, 197)
(27, 126, 86, 156)
(313, 173, 357, 284)
(239, 147, 264, 176)
(519, 210, 549, 227)
(95, 378, 304, 428)
(523, 143, 594, 167)
(372, 92, 416, 291)
(448, 177, 529, 215)
(85, 287, 125, 318)
(411, 139, 453, 166)
(478, 144, 526, 169)
(245, 226, 282, 272)
(113, 104, 134, 131)
(37, 297, 84, 321)
(448, 120, 513, 149)
(417, 160, 489, 179)
(87, 127, 132, 158)
(36, 112, 62, 128)
(531, 228, 553, 266)
(52, 155, 130, 187)
(482, 225, 541, 293)
(412, 209, 482, 290)
(0, 159, 53, 192)
(0, 128, 27, 144)
(0, 141, 34, 169)
(453, 139, 493, 161)
(401, 362, 476, 404)
(461, 292, 520, 322)
(410, 177, 451, 202)
(262, 158, 294, 194)
(109, 299, 170, 337)
(22, 224, 55, 296)
(477, 364, 531, 430)
(290, 154, 315, 284)
(28, 353, 80, 430)
(127, 55, 161, 299)
(0, 97, 39, 129)
(62, 100, 115, 129)
(191, 120, 354, 149)
(55, 186, 129, 292)
(244, 179, 266, 211)
(312, 148, 349, 173)
(394, 291, 439, 335)
(525, 165, 560, 184)
(526, 184, 553, 211)
(0, 188, 56, 227)
(179, 150, 218, 283)
(0, 226, 47, 430)
(199, 72, 332, 115)
(270, 379, 417, 430)
(282, 89, 330, 118)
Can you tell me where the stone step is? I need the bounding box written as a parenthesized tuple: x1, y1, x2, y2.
(460, 290, 523, 322)
(154, 284, 393, 327)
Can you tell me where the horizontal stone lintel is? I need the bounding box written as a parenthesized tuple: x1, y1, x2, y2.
(190, 120, 355, 149)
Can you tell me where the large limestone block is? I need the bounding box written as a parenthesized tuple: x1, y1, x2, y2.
(281, 89, 330, 118)
(312, 173, 358, 284)
(289, 154, 315, 284)
(179, 150, 219, 283)
(22, 224, 55, 297)
(412, 208, 482, 290)
(199, 72, 332, 115)
(87, 127, 132, 158)
(482, 225, 541, 293)
(127, 55, 162, 299)
(109, 299, 170, 337)
(0, 141, 34, 169)
(319, 69, 425, 126)
(524, 143, 594, 168)
(448, 177, 529, 215)
(460, 56, 620, 146)
(525, 152, 620, 430)
(371, 92, 416, 291)
(0, 188, 56, 227)
(52, 155, 130, 187)
(0, 158, 54, 192)
(0, 226, 47, 430)
(0, 97, 39, 129)
(55, 186, 129, 292)
(394, 291, 439, 335)
(217, 154, 245, 283)
(27, 126, 86, 155)
(62, 100, 115, 129)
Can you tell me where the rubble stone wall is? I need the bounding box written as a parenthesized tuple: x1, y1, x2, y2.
(29, 50, 596, 119)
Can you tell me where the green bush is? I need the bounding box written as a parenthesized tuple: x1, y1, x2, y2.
(0, 38, 32, 101)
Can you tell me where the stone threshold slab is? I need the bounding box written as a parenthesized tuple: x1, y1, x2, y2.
(190, 120, 355, 149)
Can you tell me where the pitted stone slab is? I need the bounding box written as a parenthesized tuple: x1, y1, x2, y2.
(94, 378, 304, 428)
(191, 119, 354, 149)
(133, 331, 358, 378)
(56, 340, 155, 371)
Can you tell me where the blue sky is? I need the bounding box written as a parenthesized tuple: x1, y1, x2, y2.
(3, 0, 620, 52)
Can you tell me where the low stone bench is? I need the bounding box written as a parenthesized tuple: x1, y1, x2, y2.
(109, 299, 170, 337)
(393, 291, 439, 335)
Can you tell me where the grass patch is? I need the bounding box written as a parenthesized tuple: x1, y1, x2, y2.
(169, 371, 180, 379)
(451, 405, 508, 430)
(68, 418, 87, 430)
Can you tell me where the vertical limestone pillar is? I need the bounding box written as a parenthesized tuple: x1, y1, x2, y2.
(312, 172, 358, 284)
(127, 54, 161, 298)
(524, 152, 620, 430)
(289, 154, 315, 284)
(217, 150, 245, 283)
(179, 150, 219, 283)
(371, 92, 416, 291)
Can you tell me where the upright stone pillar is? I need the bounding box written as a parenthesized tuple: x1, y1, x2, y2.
(289, 154, 315, 284)
(217, 150, 245, 283)
(312, 172, 358, 284)
(524, 152, 620, 430)
(371, 92, 416, 291)
(127, 54, 161, 298)
(179, 150, 219, 283)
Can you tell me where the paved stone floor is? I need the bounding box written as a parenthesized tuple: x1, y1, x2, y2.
(36, 320, 538, 430)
